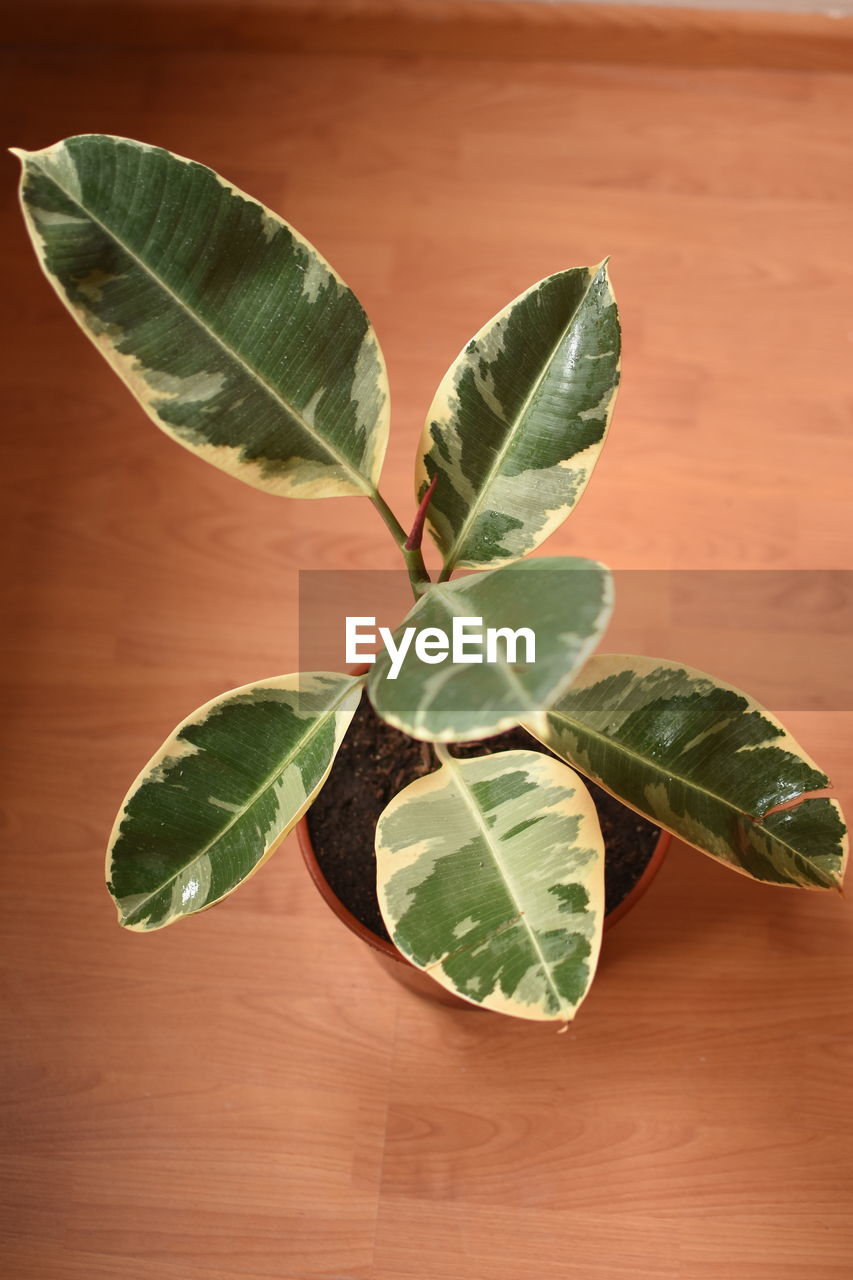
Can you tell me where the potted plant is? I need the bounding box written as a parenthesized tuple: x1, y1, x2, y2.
(15, 134, 847, 1024)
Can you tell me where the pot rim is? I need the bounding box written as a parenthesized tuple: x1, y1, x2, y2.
(297, 796, 671, 968)
(299, 661, 670, 966)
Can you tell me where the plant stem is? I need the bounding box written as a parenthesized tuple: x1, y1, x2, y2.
(369, 488, 432, 599)
(405, 473, 438, 551)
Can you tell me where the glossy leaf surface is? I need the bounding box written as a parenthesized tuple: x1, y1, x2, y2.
(528, 655, 847, 889)
(15, 135, 388, 498)
(108, 673, 361, 930)
(418, 263, 620, 571)
(367, 557, 613, 742)
(376, 749, 605, 1021)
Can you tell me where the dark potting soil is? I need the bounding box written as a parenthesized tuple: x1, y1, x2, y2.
(306, 693, 662, 944)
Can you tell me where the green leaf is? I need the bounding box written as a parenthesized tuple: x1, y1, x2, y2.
(376, 748, 605, 1021)
(107, 672, 362, 930)
(527, 655, 848, 890)
(418, 263, 620, 572)
(15, 135, 388, 499)
(367, 556, 613, 742)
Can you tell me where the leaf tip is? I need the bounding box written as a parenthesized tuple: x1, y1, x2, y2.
(595, 256, 613, 283)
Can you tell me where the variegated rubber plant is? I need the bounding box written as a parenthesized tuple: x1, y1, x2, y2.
(15, 134, 848, 1024)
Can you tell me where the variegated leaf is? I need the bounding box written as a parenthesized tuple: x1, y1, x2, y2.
(376, 748, 605, 1021)
(367, 557, 613, 742)
(15, 135, 388, 499)
(527, 655, 848, 890)
(107, 672, 362, 931)
(418, 263, 620, 573)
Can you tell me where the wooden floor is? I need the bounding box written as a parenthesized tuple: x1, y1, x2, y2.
(2, 37, 852, 1280)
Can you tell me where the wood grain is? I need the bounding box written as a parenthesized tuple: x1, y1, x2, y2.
(4, 0, 853, 73)
(1, 37, 852, 1280)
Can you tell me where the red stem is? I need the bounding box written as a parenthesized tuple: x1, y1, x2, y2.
(404, 473, 438, 551)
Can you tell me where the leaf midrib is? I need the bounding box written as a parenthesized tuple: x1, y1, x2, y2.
(534, 706, 836, 888)
(441, 265, 604, 572)
(440, 752, 571, 1015)
(415, 580, 539, 727)
(115, 680, 358, 924)
(33, 156, 373, 494)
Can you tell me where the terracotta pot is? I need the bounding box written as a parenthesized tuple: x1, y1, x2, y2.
(297, 810, 670, 1012)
